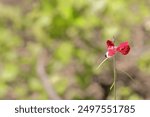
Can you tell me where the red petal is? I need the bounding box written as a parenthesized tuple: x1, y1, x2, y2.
(108, 49, 116, 56)
(117, 42, 130, 55)
(106, 40, 114, 48)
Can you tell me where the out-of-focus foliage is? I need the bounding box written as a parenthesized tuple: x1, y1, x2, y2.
(0, 0, 150, 99)
(138, 53, 150, 73)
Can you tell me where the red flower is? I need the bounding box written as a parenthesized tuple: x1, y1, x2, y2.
(105, 40, 130, 58)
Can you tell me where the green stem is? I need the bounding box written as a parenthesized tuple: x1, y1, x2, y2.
(96, 58, 108, 70)
(113, 55, 117, 100)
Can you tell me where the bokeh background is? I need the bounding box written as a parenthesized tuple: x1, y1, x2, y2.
(0, 0, 150, 100)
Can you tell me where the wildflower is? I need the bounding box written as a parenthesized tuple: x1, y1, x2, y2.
(105, 40, 130, 58)
(97, 39, 132, 100)
(97, 39, 130, 69)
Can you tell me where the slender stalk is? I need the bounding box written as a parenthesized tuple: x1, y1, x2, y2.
(117, 69, 135, 82)
(110, 81, 114, 90)
(96, 58, 108, 70)
(113, 55, 117, 100)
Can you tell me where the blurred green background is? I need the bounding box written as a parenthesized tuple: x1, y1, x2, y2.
(0, 0, 150, 100)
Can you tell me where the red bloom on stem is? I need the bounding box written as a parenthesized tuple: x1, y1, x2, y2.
(105, 40, 130, 58)
(97, 39, 130, 70)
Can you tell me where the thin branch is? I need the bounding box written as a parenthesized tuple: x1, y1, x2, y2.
(117, 69, 135, 82)
(96, 58, 108, 70)
(37, 49, 61, 100)
(113, 55, 117, 100)
(110, 81, 115, 91)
